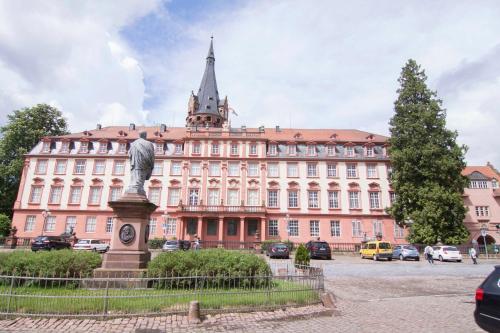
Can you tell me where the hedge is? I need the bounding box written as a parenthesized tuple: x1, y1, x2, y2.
(0, 250, 102, 277)
(148, 238, 166, 249)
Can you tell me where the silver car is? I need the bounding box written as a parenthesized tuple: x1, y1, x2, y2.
(392, 245, 420, 261)
(162, 240, 179, 252)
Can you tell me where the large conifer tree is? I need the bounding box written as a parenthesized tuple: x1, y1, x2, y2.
(387, 59, 469, 245)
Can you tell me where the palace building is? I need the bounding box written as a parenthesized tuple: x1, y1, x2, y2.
(11, 40, 411, 246)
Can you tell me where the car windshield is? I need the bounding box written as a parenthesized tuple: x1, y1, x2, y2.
(166, 241, 178, 245)
(76, 240, 90, 244)
(379, 242, 391, 249)
(274, 244, 288, 249)
(313, 242, 328, 247)
(34, 236, 48, 241)
(404, 246, 417, 250)
(444, 246, 458, 251)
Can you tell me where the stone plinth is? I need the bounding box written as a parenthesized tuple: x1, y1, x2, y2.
(100, 192, 157, 270)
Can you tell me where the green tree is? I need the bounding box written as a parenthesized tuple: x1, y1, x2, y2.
(294, 244, 310, 267)
(0, 104, 68, 217)
(387, 59, 469, 245)
(0, 213, 11, 236)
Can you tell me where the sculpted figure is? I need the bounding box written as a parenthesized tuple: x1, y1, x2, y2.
(127, 131, 155, 196)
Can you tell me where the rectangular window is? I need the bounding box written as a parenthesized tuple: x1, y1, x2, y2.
(330, 220, 341, 237)
(85, 216, 97, 233)
(88, 187, 102, 205)
(109, 187, 122, 201)
(247, 162, 259, 177)
(35, 159, 48, 174)
(389, 192, 397, 205)
(118, 143, 127, 154)
(105, 217, 113, 233)
(174, 143, 183, 154)
(93, 160, 106, 175)
(65, 216, 77, 233)
(60, 141, 70, 153)
(208, 189, 220, 206)
(186, 218, 197, 235)
(24, 215, 36, 232)
(42, 141, 51, 153)
(351, 220, 362, 237)
(192, 143, 201, 155)
(394, 222, 404, 238)
(188, 188, 199, 206)
(148, 187, 161, 205)
(369, 192, 380, 209)
(209, 162, 220, 176)
(228, 162, 239, 176)
(48, 186, 63, 204)
(267, 163, 279, 177)
(99, 142, 108, 154)
(268, 219, 278, 236)
(190, 162, 201, 176)
(373, 220, 383, 237)
(74, 159, 86, 174)
(349, 191, 360, 209)
(475, 206, 490, 217)
(170, 161, 182, 176)
(367, 164, 378, 178)
(227, 220, 238, 236)
(79, 141, 89, 153)
(310, 220, 320, 237)
(327, 145, 335, 156)
(249, 144, 257, 155)
(69, 186, 82, 204)
(268, 144, 277, 156)
(207, 219, 217, 235)
(211, 143, 219, 155)
(168, 188, 180, 206)
(288, 191, 298, 208)
(288, 144, 296, 155)
(247, 189, 259, 206)
(113, 160, 125, 175)
(230, 143, 239, 155)
(152, 161, 163, 175)
(307, 145, 316, 156)
(307, 163, 317, 177)
(154, 142, 164, 154)
(288, 220, 299, 237)
(164, 218, 177, 235)
(44, 216, 56, 232)
(366, 146, 374, 157)
(470, 180, 488, 189)
(54, 159, 67, 174)
(29, 186, 43, 203)
(346, 146, 354, 157)
(327, 163, 337, 177)
(308, 190, 319, 208)
(149, 218, 157, 235)
(287, 163, 298, 177)
(267, 190, 278, 208)
(227, 189, 239, 206)
(328, 191, 339, 209)
(346, 163, 357, 178)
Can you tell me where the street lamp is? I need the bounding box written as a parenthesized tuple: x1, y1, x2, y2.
(480, 225, 489, 259)
(41, 209, 51, 236)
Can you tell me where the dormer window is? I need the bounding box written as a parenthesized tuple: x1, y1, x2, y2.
(79, 141, 89, 154)
(60, 141, 70, 153)
(174, 143, 183, 155)
(366, 146, 374, 157)
(98, 142, 108, 154)
(327, 145, 335, 156)
(268, 144, 277, 156)
(118, 143, 127, 154)
(41, 141, 51, 153)
(155, 142, 164, 154)
(288, 144, 296, 155)
(346, 146, 354, 157)
(307, 145, 316, 156)
(493, 179, 499, 189)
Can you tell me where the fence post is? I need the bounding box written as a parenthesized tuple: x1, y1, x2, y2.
(102, 279, 110, 319)
(6, 275, 15, 314)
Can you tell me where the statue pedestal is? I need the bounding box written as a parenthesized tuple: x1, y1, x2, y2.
(98, 192, 157, 271)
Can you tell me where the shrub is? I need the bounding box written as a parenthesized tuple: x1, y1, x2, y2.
(0, 214, 11, 237)
(261, 240, 294, 253)
(148, 238, 166, 249)
(0, 250, 101, 277)
(294, 244, 310, 267)
(148, 249, 271, 288)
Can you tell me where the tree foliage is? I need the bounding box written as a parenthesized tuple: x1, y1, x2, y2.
(0, 104, 68, 217)
(387, 60, 469, 245)
(0, 213, 11, 237)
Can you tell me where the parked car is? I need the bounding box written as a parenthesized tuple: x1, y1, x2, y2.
(392, 245, 420, 261)
(432, 246, 462, 262)
(266, 243, 290, 259)
(474, 265, 500, 332)
(360, 240, 393, 261)
(162, 240, 180, 252)
(73, 239, 109, 253)
(305, 241, 332, 260)
(31, 236, 71, 251)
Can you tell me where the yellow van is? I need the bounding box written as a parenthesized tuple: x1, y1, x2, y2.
(360, 240, 393, 261)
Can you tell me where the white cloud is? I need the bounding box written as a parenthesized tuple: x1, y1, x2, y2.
(0, 0, 158, 129)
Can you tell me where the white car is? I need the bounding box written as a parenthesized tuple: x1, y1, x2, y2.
(432, 245, 462, 262)
(73, 239, 109, 253)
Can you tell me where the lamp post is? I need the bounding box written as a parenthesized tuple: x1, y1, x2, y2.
(480, 225, 489, 259)
(41, 209, 51, 236)
(285, 213, 290, 243)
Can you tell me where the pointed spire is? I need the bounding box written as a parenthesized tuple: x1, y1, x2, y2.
(207, 35, 214, 59)
(196, 37, 220, 115)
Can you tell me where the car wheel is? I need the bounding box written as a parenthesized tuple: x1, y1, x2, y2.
(457, 260, 462, 263)
(439, 255, 443, 262)
(416, 257, 420, 261)
(327, 255, 332, 260)
(373, 254, 378, 261)
(399, 254, 404, 261)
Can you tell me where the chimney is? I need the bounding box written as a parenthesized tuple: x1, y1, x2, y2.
(129, 123, 136, 131)
(160, 124, 167, 133)
(96, 124, 102, 130)
(275, 125, 281, 132)
(241, 125, 246, 131)
(258, 126, 264, 133)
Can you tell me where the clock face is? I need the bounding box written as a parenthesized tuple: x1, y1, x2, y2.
(119, 224, 136, 245)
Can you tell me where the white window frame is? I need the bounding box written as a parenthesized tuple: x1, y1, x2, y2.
(310, 220, 320, 237)
(307, 163, 317, 177)
(327, 163, 337, 177)
(268, 219, 278, 236)
(24, 215, 36, 232)
(328, 191, 339, 209)
(267, 163, 279, 177)
(288, 190, 299, 208)
(267, 190, 279, 208)
(349, 191, 360, 209)
(330, 220, 341, 237)
(85, 216, 97, 233)
(369, 192, 380, 209)
(208, 162, 220, 177)
(346, 163, 357, 178)
(170, 161, 182, 176)
(168, 188, 180, 206)
(287, 163, 298, 177)
(308, 190, 319, 208)
(351, 220, 362, 237)
(288, 220, 299, 237)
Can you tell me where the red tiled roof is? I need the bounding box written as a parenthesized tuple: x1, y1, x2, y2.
(52, 126, 389, 143)
(462, 165, 500, 180)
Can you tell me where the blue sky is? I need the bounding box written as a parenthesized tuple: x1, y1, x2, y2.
(0, 0, 499, 167)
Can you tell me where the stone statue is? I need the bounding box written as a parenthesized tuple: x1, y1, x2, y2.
(127, 131, 155, 196)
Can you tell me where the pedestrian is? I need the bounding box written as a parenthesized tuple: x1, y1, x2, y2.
(424, 245, 434, 264)
(469, 247, 478, 264)
(194, 235, 200, 250)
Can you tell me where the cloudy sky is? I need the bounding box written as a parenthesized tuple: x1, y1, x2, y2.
(0, 0, 499, 167)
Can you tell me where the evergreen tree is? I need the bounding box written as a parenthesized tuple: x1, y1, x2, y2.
(0, 104, 68, 217)
(387, 60, 469, 245)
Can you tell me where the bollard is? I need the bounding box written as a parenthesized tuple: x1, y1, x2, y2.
(188, 300, 201, 323)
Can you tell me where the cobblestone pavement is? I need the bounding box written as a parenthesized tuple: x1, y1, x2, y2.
(1, 256, 497, 332)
